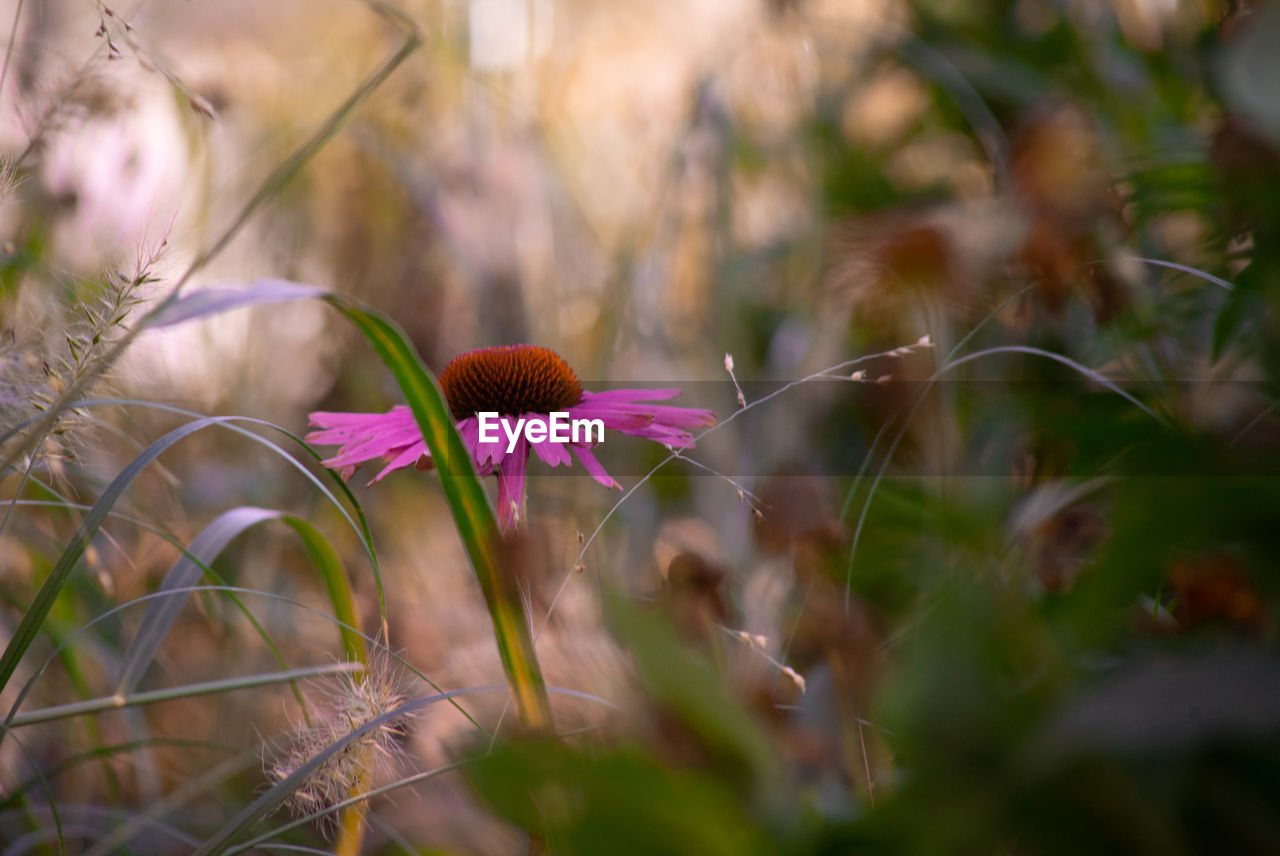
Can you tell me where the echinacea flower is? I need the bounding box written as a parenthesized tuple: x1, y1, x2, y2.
(307, 345, 716, 531)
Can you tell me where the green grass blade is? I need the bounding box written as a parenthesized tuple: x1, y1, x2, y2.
(2, 399, 383, 585)
(7, 397, 389, 638)
(116, 507, 281, 695)
(11, 664, 362, 728)
(0, 416, 229, 711)
(324, 295, 555, 733)
(0, 413, 363, 716)
(3, 583, 490, 741)
(3, 729, 68, 854)
(279, 516, 365, 663)
(116, 508, 366, 697)
(0, 738, 241, 808)
(146, 281, 327, 328)
(6, 494, 315, 717)
(225, 760, 471, 854)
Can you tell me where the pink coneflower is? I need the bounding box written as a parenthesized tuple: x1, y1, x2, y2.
(307, 345, 716, 531)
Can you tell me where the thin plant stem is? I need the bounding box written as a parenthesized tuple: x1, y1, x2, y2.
(0, 0, 26, 105)
(6, 663, 362, 728)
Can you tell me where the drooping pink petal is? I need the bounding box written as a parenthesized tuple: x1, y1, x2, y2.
(308, 406, 421, 440)
(307, 406, 434, 483)
(526, 415, 574, 467)
(496, 435, 529, 531)
(370, 440, 429, 485)
(572, 444, 621, 489)
(566, 405, 656, 432)
(534, 439, 573, 467)
(472, 415, 507, 469)
(573, 400, 717, 430)
(569, 391, 714, 452)
(456, 417, 494, 476)
(307, 409, 425, 460)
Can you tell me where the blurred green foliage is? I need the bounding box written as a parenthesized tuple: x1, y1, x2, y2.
(464, 2, 1280, 853)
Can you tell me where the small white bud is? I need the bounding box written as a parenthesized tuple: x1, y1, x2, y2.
(752, 634, 768, 650)
(917, 334, 933, 348)
(850, 370, 866, 382)
(724, 353, 735, 373)
(783, 666, 806, 693)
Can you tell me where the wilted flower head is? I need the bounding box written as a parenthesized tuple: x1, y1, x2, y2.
(267, 667, 411, 828)
(308, 344, 716, 530)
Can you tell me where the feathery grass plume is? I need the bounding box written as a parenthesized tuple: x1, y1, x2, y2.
(2, 246, 159, 467)
(47, 251, 156, 394)
(266, 661, 413, 835)
(10, 61, 122, 169)
(0, 157, 19, 204)
(0, 332, 45, 432)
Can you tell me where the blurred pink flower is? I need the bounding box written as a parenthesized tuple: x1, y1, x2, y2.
(307, 345, 715, 531)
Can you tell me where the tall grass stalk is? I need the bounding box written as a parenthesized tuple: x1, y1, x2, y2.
(327, 297, 556, 735)
(7, 663, 363, 728)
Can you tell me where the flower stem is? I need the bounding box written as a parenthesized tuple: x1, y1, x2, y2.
(334, 763, 372, 856)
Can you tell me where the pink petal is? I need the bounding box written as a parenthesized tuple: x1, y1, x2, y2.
(456, 417, 496, 475)
(577, 388, 684, 403)
(496, 436, 529, 531)
(524, 415, 573, 467)
(474, 416, 508, 469)
(568, 405, 656, 432)
(308, 406, 436, 482)
(572, 444, 621, 489)
(533, 438, 573, 467)
(368, 440, 428, 485)
(583, 402, 716, 430)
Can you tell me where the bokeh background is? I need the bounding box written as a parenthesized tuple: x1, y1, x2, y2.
(3, 0, 1280, 853)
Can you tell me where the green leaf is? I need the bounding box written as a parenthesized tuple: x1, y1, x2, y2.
(116, 507, 365, 697)
(146, 281, 327, 328)
(469, 740, 771, 856)
(0, 417, 231, 714)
